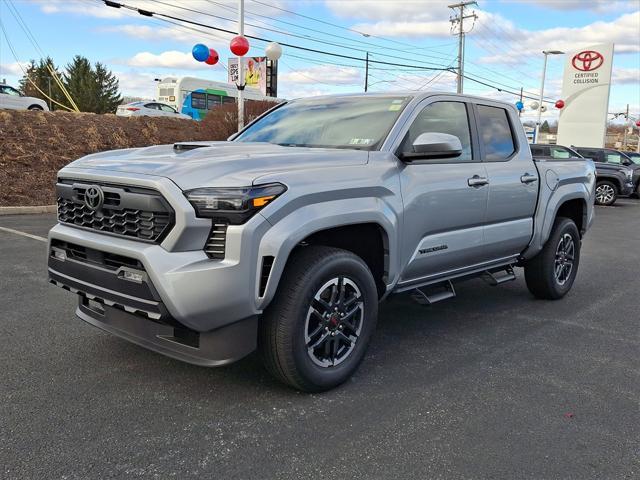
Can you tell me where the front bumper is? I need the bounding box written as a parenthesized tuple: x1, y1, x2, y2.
(48, 168, 272, 365)
(621, 181, 635, 197)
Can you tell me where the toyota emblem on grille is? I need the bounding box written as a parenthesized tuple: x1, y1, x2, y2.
(84, 186, 104, 211)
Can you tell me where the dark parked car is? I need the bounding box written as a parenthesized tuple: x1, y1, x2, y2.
(573, 147, 640, 197)
(530, 144, 634, 206)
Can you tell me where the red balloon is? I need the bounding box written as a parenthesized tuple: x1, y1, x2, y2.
(636, 120, 640, 127)
(555, 99, 565, 109)
(230, 36, 250, 56)
(205, 48, 219, 65)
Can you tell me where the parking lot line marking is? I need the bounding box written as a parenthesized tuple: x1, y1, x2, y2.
(0, 227, 47, 243)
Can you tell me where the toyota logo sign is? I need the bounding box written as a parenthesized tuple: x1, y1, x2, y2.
(572, 50, 604, 72)
(84, 186, 104, 211)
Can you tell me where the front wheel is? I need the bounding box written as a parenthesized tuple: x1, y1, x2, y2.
(259, 246, 378, 392)
(595, 180, 617, 206)
(524, 217, 581, 300)
(27, 105, 44, 111)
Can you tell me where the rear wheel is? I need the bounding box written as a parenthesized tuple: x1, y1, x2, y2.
(259, 246, 378, 392)
(524, 217, 581, 300)
(594, 180, 617, 206)
(27, 105, 43, 111)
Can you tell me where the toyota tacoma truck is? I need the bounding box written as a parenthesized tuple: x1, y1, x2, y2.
(48, 93, 595, 392)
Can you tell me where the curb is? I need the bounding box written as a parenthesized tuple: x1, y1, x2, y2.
(0, 205, 57, 216)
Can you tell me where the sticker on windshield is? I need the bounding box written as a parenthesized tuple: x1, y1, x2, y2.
(388, 104, 402, 111)
(349, 138, 374, 145)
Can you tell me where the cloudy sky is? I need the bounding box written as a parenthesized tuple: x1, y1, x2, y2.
(0, 0, 638, 122)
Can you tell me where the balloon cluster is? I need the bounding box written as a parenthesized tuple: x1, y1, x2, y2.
(191, 39, 282, 66)
(192, 44, 219, 66)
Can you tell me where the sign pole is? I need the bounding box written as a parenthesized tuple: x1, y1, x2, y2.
(535, 52, 548, 144)
(237, 0, 245, 131)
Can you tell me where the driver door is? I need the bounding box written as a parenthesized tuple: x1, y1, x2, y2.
(396, 98, 489, 284)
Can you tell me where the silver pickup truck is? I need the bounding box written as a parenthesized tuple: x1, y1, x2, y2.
(48, 93, 595, 391)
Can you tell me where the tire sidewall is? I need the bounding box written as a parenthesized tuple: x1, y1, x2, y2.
(546, 219, 581, 297)
(289, 252, 378, 389)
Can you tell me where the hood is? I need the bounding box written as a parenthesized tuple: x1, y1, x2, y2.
(64, 141, 369, 190)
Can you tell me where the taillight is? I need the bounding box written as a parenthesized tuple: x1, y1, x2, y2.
(126, 107, 140, 111)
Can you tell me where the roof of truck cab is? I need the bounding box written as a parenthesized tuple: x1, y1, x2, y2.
(289, 91, 514, 107)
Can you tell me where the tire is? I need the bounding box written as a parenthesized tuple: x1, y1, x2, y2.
(594, 180, 617, 206)
(524, 217, 581, 300)
(27, 105, 43, 111)
(259, 246, 378, 392)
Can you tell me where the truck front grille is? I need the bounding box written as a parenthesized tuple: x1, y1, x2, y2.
(56, 180, 174, 243)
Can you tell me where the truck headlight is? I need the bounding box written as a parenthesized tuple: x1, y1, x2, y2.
(184, 183, 286, 224)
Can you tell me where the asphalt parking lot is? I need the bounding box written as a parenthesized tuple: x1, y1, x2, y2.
(1, 201, 639, 480)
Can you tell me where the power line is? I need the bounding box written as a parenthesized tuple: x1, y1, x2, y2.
(101, 0, 454, 73)
(99, 0, 555, 104)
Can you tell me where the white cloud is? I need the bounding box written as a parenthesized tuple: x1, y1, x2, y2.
(0, 62, 28, 77)
(280, 65, 362, 85)
(113, 70, 158, 98)
(351, 20, 452, 38)
(125, 51, 205, 70)
(38, 0, 126, 18)
(506, 0, 637, 12)
(473, 11, 640, 64)
(612, 68, 640, 85)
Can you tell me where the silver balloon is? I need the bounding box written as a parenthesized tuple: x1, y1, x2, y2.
(540, 105, 547, 113)
(265, 42, 283, 61)
(529, 101, 539, 110)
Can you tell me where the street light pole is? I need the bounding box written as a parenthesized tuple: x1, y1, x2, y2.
(237, 0, 245, 131)
(535, 50, 563, 143)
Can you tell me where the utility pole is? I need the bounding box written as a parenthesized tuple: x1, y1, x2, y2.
(519, 87, 523, 117)
(448, 1, 477, 94)
(364, 52, 369, 92)
(237, 0, 245, 130)
(622, 103, 629, 150)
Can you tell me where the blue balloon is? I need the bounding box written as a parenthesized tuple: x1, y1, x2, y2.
(192, 44, 209, 62)
(515, 101, 524, 111)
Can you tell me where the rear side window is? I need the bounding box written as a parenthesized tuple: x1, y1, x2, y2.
(477, 105, 516, 161)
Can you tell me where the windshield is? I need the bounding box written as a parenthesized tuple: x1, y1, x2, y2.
(234, 96, 410, 150)
(626, 152, 640, 164)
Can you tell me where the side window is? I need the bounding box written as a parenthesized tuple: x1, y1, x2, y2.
(191, 92, 207, 110)
(222, 96, 235, 105)
(550, 147, 571, 159)
(207, 94, 221, 110)
(477, 105, 516, 161)
(144, 103, 159, 110)
(399, 101, 473, 162)
(530, 146, 546, 156)
(159, 104, 176, 113)
(605, 151, 622, 164)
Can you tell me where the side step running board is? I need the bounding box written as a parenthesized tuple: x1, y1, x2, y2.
(482, 266, 516, 286)
(410, 280, 456, 305)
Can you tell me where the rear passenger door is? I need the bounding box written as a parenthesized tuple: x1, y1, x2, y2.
(476, 103, 539, 260)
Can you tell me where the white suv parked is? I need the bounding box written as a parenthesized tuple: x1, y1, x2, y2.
(0, 85, 49, 111)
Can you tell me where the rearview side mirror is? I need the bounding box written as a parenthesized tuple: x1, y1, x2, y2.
(400, 132, 462, 162)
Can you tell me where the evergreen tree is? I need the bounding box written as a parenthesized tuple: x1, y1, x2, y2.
(18, 57, 66, 110)
(63, 55, 98, 112)
(540, 120, 550, 133)
(94, 62, 122, 114)
(63, 56, 122, 113)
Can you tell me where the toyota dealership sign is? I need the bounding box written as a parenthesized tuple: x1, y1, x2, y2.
(556, 43, 614, 148)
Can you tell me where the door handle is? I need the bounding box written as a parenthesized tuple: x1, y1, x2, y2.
(468, 175, 489, 187)
(520, 173, 538, 184)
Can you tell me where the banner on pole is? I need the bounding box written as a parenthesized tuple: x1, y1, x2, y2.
(228, 57, 267, 95)
(556, 43, 614, 148)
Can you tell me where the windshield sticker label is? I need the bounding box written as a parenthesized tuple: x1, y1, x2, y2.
(388, 104, 402, 111)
